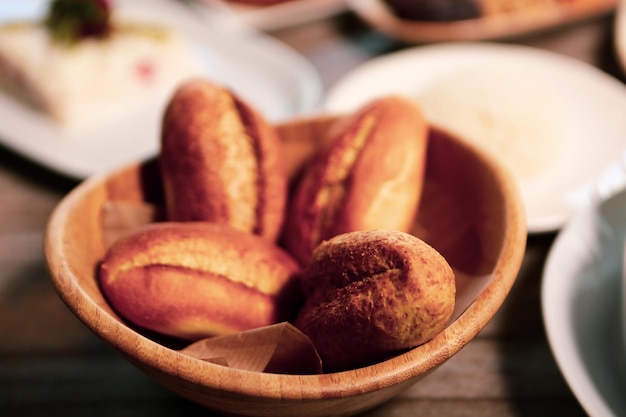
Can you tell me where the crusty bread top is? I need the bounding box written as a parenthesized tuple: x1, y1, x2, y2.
(300, 229, 453, 301)
(100, 222, 300, 295)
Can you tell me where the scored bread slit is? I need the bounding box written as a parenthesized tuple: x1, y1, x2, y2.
(217, 95, 258, 234)
(107, 247, 259, 290)
(234, 99, 265, 237)
(314, 115, 375, 244)
(126, 264, 267, 293)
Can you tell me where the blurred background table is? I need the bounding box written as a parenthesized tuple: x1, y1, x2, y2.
(1, 4, 624, 416)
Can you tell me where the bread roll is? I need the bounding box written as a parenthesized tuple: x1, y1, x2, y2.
(294, 229, 455, 372)
(99, 222, 301, 340)
(283, 95, 429, 265)
(160, 78, 286, 242)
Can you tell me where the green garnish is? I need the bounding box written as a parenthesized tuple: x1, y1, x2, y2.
(45, 0, 112, 45)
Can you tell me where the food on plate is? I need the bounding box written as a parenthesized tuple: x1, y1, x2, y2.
(98, 222, 302, 341)
(293, 229, 456, 372)
(283, 95, 429, 266)
(382, 0, 604, 21)
(0, 0, 199, 128)
(160, 78, 287, 242)
(382, 0, 481, 21)
(225, 0, 299, 5)
(417, 68, 564, 181)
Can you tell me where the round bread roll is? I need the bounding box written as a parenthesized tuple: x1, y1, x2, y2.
(160, 78, 286, 242)
(99, 222, 301, 341)
(294, 229, 455, 372)
(283, 95, 429, 266)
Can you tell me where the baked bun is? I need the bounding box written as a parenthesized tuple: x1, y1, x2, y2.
(283, 95, 429, 265)
(294, 229, 455, 372)
(99, 222, 301, 341)
(160, 78, 286, 242)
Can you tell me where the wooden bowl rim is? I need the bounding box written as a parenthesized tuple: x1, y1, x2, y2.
(44, 121, 527, 401)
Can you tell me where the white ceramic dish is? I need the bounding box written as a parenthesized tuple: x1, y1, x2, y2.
(325, 42, 626, 233)
(205, 0, 347, 31)
(0, 0, 323, 179)
(542, 189, 626, 417)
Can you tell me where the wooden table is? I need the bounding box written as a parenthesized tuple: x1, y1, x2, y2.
(1, 6, 623, 416)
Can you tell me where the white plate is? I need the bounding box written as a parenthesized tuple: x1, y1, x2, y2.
(0, 0, 323, 179)
(205, 0, 347, 31)
(542, 190, 626, 417)
(324, 42, 626, 233)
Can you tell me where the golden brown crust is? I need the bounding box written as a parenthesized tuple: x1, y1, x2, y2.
(283, 95, 429, 265)
(99, 222, 301, 340)
(294, 230, 455, 372)
(160, 78, 286, 242)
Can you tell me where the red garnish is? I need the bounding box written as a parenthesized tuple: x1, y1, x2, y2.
(136, 60, 155, 83)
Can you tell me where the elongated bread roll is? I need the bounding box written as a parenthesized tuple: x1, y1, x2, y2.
(160, 78, 286, 242)
(283, 95, 429, 265)
(99, 222, 301, 340)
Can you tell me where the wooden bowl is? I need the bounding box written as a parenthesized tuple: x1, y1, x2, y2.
(44, 115, 526, 417)
(348, 0, 617, 43)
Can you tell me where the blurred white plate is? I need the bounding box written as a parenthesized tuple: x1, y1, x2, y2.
(0, 0, 322, 179)
(324, 42, 626, 233)
(205, 0, 346, 31)
(542, 189, 626, 417)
